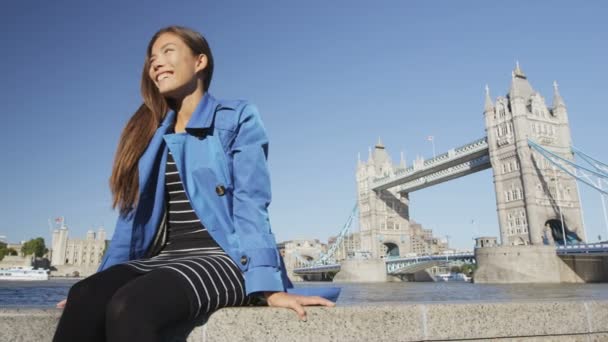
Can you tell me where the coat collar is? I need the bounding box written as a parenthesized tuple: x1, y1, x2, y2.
(160, 92, 224, 131)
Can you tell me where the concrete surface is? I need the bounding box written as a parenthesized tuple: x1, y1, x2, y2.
(474, 245, 608, 284)
(1, 299, 607, 341)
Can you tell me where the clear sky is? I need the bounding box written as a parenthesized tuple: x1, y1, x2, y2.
(1, 1, 607, 250)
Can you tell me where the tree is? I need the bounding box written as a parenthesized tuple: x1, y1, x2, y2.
(450, 266, 462, 273)
(460, 263, 477, 276)
(21, 237, 46, 257)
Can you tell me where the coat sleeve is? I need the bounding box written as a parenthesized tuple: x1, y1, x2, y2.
(230, 103, 285, 295)
(97, 213, 134, 272)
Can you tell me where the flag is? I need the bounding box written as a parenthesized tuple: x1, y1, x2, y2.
(427, 135, 434, 141)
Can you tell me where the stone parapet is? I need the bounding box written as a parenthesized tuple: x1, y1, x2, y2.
(2, 300, 607, 341)
(474, 245, 608, 283)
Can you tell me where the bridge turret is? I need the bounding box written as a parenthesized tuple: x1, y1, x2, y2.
(552, 81, 566, 110)
(551, 81, 569, 127)
(484, 85, 494, 114)
(486, 64, 585, 246)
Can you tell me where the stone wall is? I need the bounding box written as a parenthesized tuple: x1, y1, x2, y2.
(2, 300, 607, 341)
(474, 245, 608, 284)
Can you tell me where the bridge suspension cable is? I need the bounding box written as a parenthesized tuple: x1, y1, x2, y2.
(528, 139, 608, 239)
(314, 203, 358, 266)
(528, 140, 608, 195)
(294, 204, 358, 269)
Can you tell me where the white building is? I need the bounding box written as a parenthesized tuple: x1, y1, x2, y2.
(51, 224, 107, 268)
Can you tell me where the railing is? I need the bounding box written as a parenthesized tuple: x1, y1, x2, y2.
(372, 137, 489, 190)
(556, 243, 608, 255)
(385, 252, 475, 264)
(396, 155, 491, 193)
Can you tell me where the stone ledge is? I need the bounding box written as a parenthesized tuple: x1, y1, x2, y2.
(1, 300, 607, 341)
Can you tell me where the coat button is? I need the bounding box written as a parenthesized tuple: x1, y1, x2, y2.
(240, 256, 248, 265)
(215, 185, 226, 196)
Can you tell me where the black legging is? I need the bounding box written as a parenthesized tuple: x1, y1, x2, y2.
(53, 264, 193, 342)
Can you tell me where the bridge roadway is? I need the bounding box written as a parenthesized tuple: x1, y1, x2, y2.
(372, 137, 490, 193)
(293, 243, 608, 276)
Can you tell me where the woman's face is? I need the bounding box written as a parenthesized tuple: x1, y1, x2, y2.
(148, 32, 207, 99)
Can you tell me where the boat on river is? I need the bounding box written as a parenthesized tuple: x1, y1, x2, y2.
(0, 267, 49, 281)
(436, 272, 471, 282)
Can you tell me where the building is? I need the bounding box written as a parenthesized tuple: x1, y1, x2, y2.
(281, 239, 328, 280)
(356, 143, 449, 258)
(329, 232, 362, 261)
(50, 223, 107, 276)
(484, 64, 585, 245)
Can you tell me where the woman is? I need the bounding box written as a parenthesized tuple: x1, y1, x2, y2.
(53, 26, 338, 342)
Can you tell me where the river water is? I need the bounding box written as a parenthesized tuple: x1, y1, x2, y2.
(1, 279, 607, 307)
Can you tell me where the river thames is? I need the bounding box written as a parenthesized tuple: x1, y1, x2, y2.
(1, 279, 608, 307)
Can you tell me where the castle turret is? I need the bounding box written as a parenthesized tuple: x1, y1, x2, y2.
(97, 227, 106, 241)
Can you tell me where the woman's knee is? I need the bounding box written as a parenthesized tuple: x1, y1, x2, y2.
(105, 286, 142, 326)
(66, 265, 132, 309)
(65, 277, 100, 308)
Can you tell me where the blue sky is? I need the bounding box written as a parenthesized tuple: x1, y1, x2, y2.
(1, 1, 607, 250)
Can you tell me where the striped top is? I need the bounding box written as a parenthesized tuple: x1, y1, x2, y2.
(163, 150, 220, 251)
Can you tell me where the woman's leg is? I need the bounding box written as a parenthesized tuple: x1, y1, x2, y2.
(104, 267, 194, 342)
(53, 264, 141, 342)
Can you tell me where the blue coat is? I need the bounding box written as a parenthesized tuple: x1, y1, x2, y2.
(98, 93, 339, 301)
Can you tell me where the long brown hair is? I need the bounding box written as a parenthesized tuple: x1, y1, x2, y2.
(110, 26, 214, 215)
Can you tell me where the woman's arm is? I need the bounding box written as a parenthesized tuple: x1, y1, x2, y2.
(230, 103, 283, 293)
(230, 104, 335, 319)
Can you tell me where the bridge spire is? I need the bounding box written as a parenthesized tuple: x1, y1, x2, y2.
(509, 61, 534, 99)
(514, 60, 526, 78)
(376, 136, 384, 148)
(553, 80, 566, 109)
(400, 151, 406, 168)
(484, 84, 494, 113)
(367, 146, 373, 163)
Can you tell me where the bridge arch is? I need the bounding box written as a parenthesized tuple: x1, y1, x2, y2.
(383, 242, 400, 257)
(513, 237, 527, 246)
(300, 254, 314, 262)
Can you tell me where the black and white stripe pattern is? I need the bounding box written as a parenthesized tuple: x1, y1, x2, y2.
(164, 151, 217, 251)
(124, 149, 251, 319)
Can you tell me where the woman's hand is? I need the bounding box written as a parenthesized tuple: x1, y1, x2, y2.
(56, 299, 67, 309)
(264, 291, 335, 321)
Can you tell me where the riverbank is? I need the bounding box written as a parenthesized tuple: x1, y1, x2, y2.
(2, 299, 607, 341)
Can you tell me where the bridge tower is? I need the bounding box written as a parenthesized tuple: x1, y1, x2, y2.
(356, 139, 411, 258)
(484, 64, 585, 246)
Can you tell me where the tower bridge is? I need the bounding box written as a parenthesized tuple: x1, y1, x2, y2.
(292, 64, 608, 283)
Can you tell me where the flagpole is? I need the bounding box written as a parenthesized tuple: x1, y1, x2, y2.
(427, 136, 436, 158)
